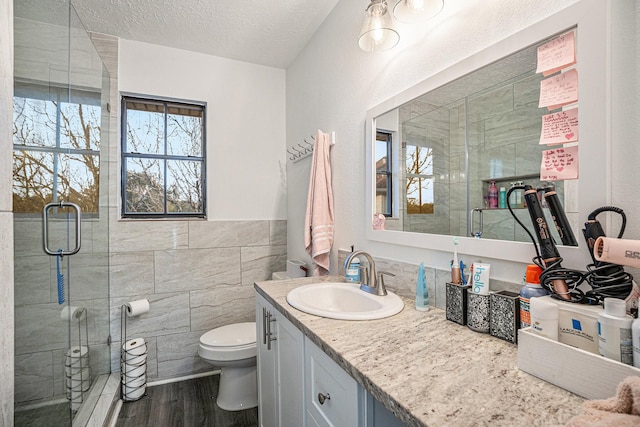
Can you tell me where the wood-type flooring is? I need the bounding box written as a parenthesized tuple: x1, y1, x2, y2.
(116, 375, 258, 427)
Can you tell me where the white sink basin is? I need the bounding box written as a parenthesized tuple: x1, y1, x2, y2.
(286, 282, 404, 320)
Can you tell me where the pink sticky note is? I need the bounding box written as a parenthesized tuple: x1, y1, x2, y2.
(536, 31, 576, 76)
(540, 107, 579, 145)
(540, 145, 579, 181)
(539, 69, 578, 110)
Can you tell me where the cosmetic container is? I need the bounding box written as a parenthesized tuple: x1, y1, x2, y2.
(498, 187, 507, 209)
(598, 298, 633, 365)
(530, 296, 558, 340)
(490, 290, 520, 343)
(488, 181, 498, 208)
(632, 314, 640, 368)
(415, 263, 429, 311)
(519, 264, 548, 328)
(446, 282, 470, 325)
(467, 289, 490, 333)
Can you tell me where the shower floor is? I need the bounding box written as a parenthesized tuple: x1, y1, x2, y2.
(15, 401, 71, 427)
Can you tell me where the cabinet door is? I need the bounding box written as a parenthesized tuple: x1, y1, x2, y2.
(305, 337, 359, 427)
(256, 294, 277, 427)
(275, 308, 305, 427)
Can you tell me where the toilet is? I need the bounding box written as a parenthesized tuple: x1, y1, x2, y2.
(198, 322, 258, 411)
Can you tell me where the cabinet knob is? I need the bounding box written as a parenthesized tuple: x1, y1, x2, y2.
(317, 392, 331, 405)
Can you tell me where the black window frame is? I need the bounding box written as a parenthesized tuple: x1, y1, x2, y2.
(120, 94, 207, 219)
(375, 130, 393, 217)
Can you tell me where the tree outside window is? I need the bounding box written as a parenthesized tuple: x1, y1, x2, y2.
(405, 144, 434, 214)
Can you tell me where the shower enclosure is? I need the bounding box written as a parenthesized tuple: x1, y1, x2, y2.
(13, 1, 111, 425)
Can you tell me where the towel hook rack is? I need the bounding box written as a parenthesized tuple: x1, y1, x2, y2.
(289, 132, 336, 163)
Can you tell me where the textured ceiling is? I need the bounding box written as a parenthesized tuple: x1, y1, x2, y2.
(15, 0, 341, 69)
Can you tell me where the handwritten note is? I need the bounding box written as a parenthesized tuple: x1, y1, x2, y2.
(540, 107, 579, 145)
(540, 145, 578, 180)
(539, 69, 578, 110)
(536, 31, 576, 76)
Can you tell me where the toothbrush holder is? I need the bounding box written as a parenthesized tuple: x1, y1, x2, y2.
(445, 282, 471, 325)
(489, 290, 520, 344)
(466, 289, 490, 333)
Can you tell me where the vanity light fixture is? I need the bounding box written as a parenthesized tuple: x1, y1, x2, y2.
(358, 0, 400, 52)
(393, 0, 444, 23)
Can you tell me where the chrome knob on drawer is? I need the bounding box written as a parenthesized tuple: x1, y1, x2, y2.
(317, 392, 331, 405)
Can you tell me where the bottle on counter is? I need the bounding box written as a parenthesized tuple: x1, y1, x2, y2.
(530, 297, 558, 340)
(415, 262, 429, 311)
(598, 298, 633, 365)
(488, 181, 498, 209)
(632, 311, 640, 368)
(519, 264, 548, 328)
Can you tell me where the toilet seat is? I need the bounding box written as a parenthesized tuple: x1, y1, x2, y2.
(198, 322, 257, 362)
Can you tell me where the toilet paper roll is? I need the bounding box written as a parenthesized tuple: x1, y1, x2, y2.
(123, 363, 146, 380)
(125, 299, 150, 317)
(60, 306, 86, 321)
(122, 338, 147, 356)
(123, 383, 146, 401)
(65, 345, 89, 359)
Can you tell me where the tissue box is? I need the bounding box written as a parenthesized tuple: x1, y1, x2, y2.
(445, 283, 470, 325)
(489, 291, 520, 344)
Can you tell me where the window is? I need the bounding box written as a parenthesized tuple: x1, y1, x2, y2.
(405, 143, 434, 214)
(375, 131, 393, 217)
(13, 82, 101, 214)
(121, 95, 206, 218)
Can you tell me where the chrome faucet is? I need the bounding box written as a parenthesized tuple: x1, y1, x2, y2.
(345, 250, 394, 296)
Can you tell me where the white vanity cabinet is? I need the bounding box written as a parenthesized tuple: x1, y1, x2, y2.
(256, 293, 305, 427)
(255, 291, 407, 427)
(305, 337, 360, 427)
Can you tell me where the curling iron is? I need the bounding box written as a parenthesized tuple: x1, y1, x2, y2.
(522, 185, 571, 300)
(544, 187, 578, 246)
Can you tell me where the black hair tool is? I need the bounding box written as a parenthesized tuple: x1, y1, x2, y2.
(522, 185, 573, 300)
(581, 206, 633, 302)
(543, 187, 578, 246)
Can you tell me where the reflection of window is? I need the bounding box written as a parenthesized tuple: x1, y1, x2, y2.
(405, 144, 433, 214)
(13, 84, 101, 214)
(375, 131, 393, 217)
(121, 95, 206, 218)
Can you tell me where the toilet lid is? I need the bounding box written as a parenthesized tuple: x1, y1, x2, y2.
(200, 322, 256, 347)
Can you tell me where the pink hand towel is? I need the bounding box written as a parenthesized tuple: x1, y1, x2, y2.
(564, 376, 640, 427)
(304, 130, 334, 276)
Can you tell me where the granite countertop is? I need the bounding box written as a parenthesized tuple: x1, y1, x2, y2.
(254, 276, 585, 427)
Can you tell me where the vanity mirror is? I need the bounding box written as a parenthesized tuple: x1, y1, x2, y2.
(365, 0, 610, 265)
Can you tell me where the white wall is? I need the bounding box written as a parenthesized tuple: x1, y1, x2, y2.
(119, 39, 287, 220)
(286, 0, 639, 283)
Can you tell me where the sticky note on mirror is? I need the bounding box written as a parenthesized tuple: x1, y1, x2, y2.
(540, 107, 578, 145)
(540, 145, 578, 181)
(539, 69, 578, 110)
(536, 31, 576, 76)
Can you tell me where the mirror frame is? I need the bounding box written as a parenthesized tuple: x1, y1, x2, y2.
(365, 0, 610, 268)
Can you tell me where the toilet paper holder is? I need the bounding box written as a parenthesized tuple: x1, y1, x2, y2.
(120, 304, 148, 402)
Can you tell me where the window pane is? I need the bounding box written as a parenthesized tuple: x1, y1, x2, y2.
(167, 107, 203, 157)
(59, 153, 99, 213)
(375, 140, 389, 173)
(125, 101, 165, 154)
(13, 150, 55, 212)
(13, 97, 57, 148)
(375, 172, 389, 215)
(60, 102, 101, 151)
(125, 158, 164, 213)
(167, 159, 202, 213)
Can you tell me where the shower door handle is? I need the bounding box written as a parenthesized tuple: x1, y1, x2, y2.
(469, 208, 483, 238)
(42, 201, 82, 256)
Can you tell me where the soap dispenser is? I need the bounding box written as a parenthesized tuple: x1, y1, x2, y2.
(345, 246, 360, 283)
